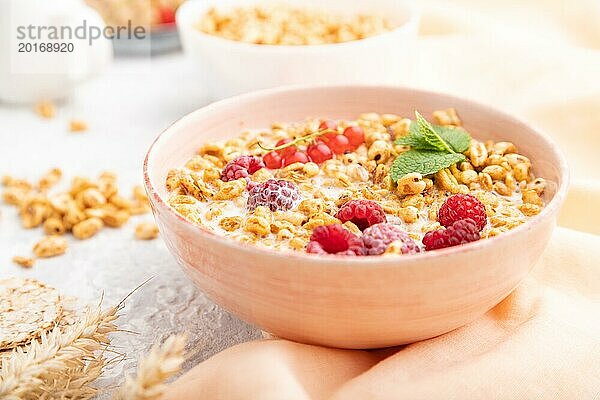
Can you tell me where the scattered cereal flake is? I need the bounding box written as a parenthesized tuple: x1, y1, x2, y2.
(43, 217, 67, 236)
(69, 119, 88, 132)
(432, 108, 461, 126)
(12, 256, 35, 268)
(35, 101, 56, 119)
(38, 167, 62, 190)
(103, 209, 130, 228)
(135, 222, 159, 240)
(33, 235, 68, 258)
(1, 175, 13, 186)
(2, 186, 28, 206)
(72, 217, 104, 239)
(3, 169, 152, 260)
(0, 277, 63, 350)
(132, 185, 149, 203)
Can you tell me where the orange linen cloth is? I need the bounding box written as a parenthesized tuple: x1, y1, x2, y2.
(165, 228, 600, 399)
(164, 0, 600, 398)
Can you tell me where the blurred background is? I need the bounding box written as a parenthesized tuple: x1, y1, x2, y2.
(1, 0, 599, 393)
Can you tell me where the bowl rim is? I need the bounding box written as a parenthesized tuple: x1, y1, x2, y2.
(143, 84, 570, 267)
(175, 0, 420, 52)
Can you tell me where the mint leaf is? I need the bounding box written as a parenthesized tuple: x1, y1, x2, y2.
(395, 121, 437, 150)
(389, 111, 472, 180)
(435, 126, 471, 153)
(395, 120, 471, 153)
(408, 119, 421, 137)
(395, 133, 429, 149)
(390, 150, 466, 181)
(415, 111, 455, 153)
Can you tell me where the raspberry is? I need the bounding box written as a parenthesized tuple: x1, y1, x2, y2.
(362, 223, 420, 255)
(438, 194, 487, 231)
(422, 218, 480, 251)
(245, 179, 258, 192)
(336, 200, 387, 231)
(306, 224, 365, 256)
(221, 155, 265, 182)
(247, 179, 300, 212)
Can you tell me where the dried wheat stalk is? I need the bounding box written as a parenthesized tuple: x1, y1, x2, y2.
(113, 334, 187, 400)
(0, 302, 122, 400)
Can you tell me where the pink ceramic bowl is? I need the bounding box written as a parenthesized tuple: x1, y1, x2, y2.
(144, 86, 568, 349)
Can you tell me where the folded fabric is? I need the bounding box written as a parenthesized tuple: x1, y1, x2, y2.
(163, 228, 600, 400)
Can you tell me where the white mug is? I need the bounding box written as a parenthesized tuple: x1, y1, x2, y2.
(0, 0, 113, 104)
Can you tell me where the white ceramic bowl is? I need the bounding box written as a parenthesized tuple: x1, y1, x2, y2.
(176, 0, 419, 99)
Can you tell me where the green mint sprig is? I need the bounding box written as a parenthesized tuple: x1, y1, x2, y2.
(414, 111, 455, 153)
(390, 111, 472, 182)
(390, 150, 466, 179)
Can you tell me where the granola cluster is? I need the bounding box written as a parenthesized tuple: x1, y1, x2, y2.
(34, 100, 89, 133)
(2, 169, 158, 267)
(166, 109, 547, 255)
(197, 5, 393, 45)
(35, 101, 56, 119)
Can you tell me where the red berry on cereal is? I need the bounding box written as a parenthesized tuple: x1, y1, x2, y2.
(307, 143, 333, 164)
(306, 224, 365, 256)
(247, 179, 300, 212)
(221, 155, 265, 182)
(422, 219, 480, 251)
(362, 223, 419, 255)
(438, 194, 487, 231)
(326, 134, 350, 155)
(319, 119, 338, 133)
(275, 138, 297, 158)
(282, 151, 309, 167)
(263, 152, 283, 169)
(343, 126, 365, 149)
(336, 199, 387, 231)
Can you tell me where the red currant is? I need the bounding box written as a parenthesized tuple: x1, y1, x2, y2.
(319, 120, 338, 132)
(328, 134, 350, 154)
(307, 142, 333, 164)
(343, 126, 365, 150)
(263, 152, 283, 169)
(282, 151, 309, 167)
(275, 138, 296, 158)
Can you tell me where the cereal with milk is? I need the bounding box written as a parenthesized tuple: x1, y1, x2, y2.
(166, 110, 546, 255)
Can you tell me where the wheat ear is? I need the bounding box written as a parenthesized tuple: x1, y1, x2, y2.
(0, 303, 121, 400)
(113, 334, 187, 400)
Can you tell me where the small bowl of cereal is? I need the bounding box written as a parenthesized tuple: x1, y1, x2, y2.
(176, 0, 419, 98)
(144, 85, 568, 349)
